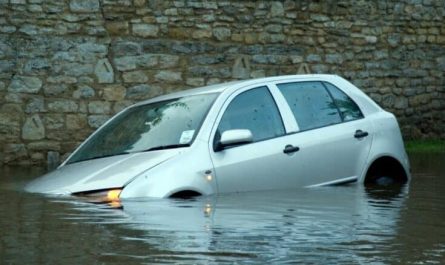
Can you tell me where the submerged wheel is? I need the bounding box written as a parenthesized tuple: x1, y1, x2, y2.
(169, 190, 202, 199)
(365, 156, 408, 187)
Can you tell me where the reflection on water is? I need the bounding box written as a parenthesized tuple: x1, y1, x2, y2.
(1, 153, 444, 264)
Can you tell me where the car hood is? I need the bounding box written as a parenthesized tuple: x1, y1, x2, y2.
(25, 149, 183, 195)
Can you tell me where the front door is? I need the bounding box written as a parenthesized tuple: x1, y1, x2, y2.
(209, 86, 301, 193)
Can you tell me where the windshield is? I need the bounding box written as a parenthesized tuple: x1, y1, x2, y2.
(67, 93, 219, 164)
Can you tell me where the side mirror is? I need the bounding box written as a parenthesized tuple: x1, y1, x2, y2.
(216, 129, 253, 151)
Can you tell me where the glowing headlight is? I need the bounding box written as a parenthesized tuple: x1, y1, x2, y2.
(73, 188, 122, 203)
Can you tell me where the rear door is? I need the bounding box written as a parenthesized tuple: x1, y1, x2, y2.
(274, 81, 373, 186)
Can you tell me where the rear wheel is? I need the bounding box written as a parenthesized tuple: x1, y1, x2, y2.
(365, 156, 408, 187)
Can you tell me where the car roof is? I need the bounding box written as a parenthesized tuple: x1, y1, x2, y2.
(136, 74, 340, 105)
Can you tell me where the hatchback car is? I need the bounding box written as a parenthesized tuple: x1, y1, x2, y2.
(26, 75, 410, 201)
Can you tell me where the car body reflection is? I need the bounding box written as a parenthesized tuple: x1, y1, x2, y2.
(79, 185, 405, 263)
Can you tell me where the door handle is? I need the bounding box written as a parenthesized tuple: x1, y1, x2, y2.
(354, 130, 369, 139)
(283, 144, 300, 154)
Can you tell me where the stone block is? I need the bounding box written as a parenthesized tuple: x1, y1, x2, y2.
(132, 24, 159, 37)
(3, 144, 28, 163)
(155, 70, 182, 82)
(88, 115, 110, 128)
(113, 100, 134, 113)
(192, 29, 212, 39)
(11, 0, 26, 4)
(232, 55, 251, 79)
(325, 54, 344, 64)
(28, 141, 61, 151)
(114, 55, 158, 71)
(103, 85, 126, 101)
(30, 152, 45, 162)
(62, 63, 94, 77)
(88, 101, 111, 114)
(8, 75, 42, 94)
(0, 60, 16, 73)
(73, 85, 95, 99)
(193, 55, 225, 65)
(19, 25, 39, 35)
(186, 77, 205, 87)
(112, 41, 142, 57)
(105, 22, 129, 35)
(265, 24, 283, 33)
(28, 4, 42, 12)
(270, 1, 284, 16)
(43, 114, 64, 130)
(159, 54, 180, 68)
(306, 54, 322, 63)
(44, 84, 68, 96)
(70, 0, 100, 12)
(47, 151, 60, 169)
(48, 100, 78, 113)
(47, 76, 77, 84)
(66, 114, 87, 130)
(213, 27, 231, 41)
(290, 55, 303, 64)
(126, 84, 151, 99)
(0, 113, 21, 140)
(95, 58, 114, 83)
(123, 70, 148, 83)
(250, 70, 266, 78)
(22, 114, 45, 140)
(24, 58, 50, 73)
(394, 97, 408, 109)
(25, 97, 45, 113)
(365, 36, 378, 44)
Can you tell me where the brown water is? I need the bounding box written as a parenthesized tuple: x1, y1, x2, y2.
(1, 153, 444, 264)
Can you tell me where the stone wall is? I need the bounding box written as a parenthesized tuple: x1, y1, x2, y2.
(1, 0, 444, 166)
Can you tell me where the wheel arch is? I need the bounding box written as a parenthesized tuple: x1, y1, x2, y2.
(167, 187, 204, 199)
(363, 155, 409, 185)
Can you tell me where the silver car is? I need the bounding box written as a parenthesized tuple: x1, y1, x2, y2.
(26, 75, 410, 201)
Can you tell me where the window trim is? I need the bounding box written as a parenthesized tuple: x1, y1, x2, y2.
(210, 79, 368, 152)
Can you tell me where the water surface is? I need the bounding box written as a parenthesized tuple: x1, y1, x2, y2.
(1, 153, 444, 264)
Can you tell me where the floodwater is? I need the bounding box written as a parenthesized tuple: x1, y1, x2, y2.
(1, 153, 444, 265)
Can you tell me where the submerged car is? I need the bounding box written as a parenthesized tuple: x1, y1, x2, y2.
(26, 74, 410, 201)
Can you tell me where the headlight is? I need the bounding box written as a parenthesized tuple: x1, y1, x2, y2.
(73, 188, 122, 203)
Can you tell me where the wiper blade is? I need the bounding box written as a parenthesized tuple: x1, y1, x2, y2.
(68, 152, 131, 164)
(141, 144, 190, 152)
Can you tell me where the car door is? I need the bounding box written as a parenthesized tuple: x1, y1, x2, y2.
(209, 85, 306, 193)
(273, 81, 373, 187)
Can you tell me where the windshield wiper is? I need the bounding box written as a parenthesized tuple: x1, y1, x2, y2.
(68, 152, 131, 164)
(141, 144, 190, 152)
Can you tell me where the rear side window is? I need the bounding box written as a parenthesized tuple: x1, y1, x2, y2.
(217, 86, 285, 142)
(323, 82, 364, 121)
(277, 82, 342, 131)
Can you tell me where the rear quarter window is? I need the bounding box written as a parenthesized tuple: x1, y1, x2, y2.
(323, 82, 364, 121)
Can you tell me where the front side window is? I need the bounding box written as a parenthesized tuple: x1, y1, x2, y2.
(277, 82, 342, 131)
(67, 93, 218, 164)
(216, 86, 285, 143)
(324, 82, 364, 121)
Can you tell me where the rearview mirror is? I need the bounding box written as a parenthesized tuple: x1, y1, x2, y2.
(217, 129, 253, 151)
